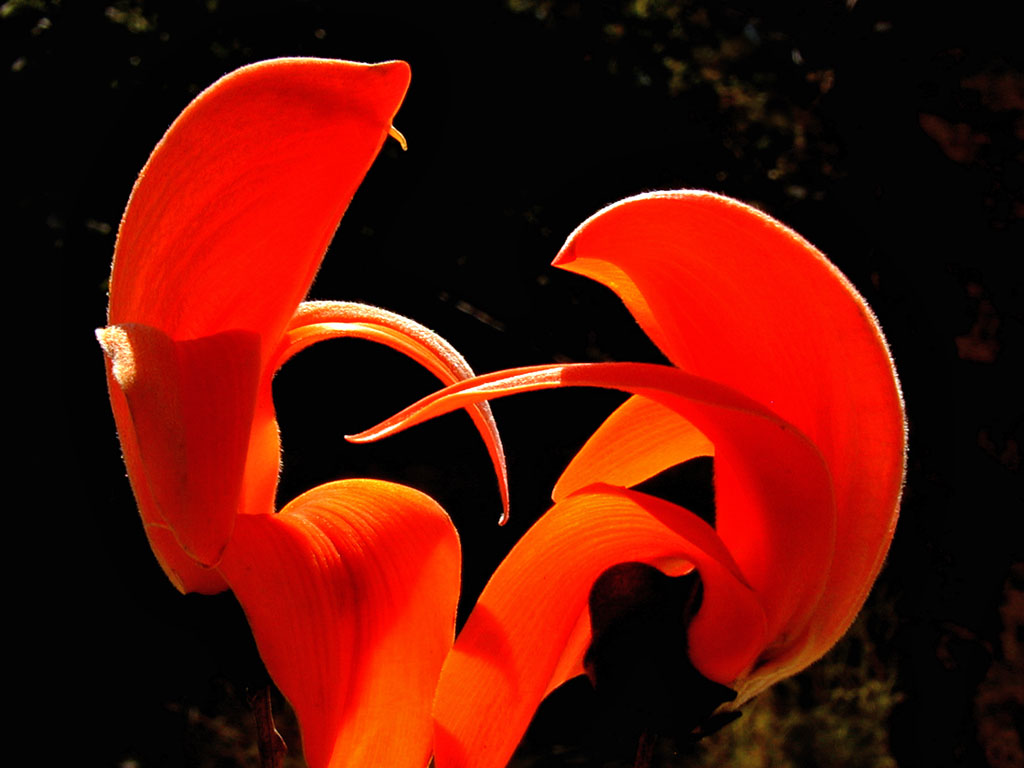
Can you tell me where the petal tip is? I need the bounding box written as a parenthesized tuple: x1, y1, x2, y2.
(551, 241, 577, 268)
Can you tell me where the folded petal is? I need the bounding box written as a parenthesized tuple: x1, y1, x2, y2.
(350, 361, 835, 679)
(99, 330, 226, 593)
(218, 479, 460, 768)
(139, 524, 230, 594)
(108, 58, 411, 362)
(553, 394, 713, 502)
(275, 301, 509, 521)
(98, 323, 262, 569)
(553, 191, 906, 677)
(432, 485, 765, 768)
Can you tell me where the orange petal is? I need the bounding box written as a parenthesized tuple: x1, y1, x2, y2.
(432, 485, 765, 768)
(99, 329, 227, 593)
(554, 191, 906, 685)
(218, 479, 460, 768)
(139, 524, 228, 595)
(237, 372, 282, 518)
(350, 361, 835, 678)
(107, 58, 411, 362)
(553, 394, 713, 502)
(278, 301, 509, 522)
(98, 324, 262, 568)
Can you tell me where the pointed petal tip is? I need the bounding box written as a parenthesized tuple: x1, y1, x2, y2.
(550, 241, 577, 268)
(553, 190, 744, 269)
(344, 426, 511, 526)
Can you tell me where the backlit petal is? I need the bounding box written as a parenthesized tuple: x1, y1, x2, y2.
(98, 324, 261, 568)
(237, 374, 282, 518)
(432, 485, 765, 768)
(218, 479, 460, 768)
(553, 394, 713, 502)
(108, 58, 411, 362)
(275, 301, 509, 521)
(99, 327, 227, 593)
(350, 361, 835, 678)
(552, 192, 905, 690)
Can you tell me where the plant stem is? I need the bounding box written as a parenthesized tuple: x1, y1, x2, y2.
(248, 686, 287, 768)
(635, 730, 655, 768)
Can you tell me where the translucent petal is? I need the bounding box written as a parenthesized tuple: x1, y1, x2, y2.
(554, 192, 906, 677)
(553, 394, 713, 502)
(350, 361, 835, 670)
(98, 324, 261, 568)
(433, 485, 765, 768)
(108, 58, 411, 364)
(219, 479, 460, 768)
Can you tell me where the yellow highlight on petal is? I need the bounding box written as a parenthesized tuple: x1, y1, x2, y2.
(388, 124, 408, 151)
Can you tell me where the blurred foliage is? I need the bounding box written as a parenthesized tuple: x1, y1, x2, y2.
(974, 563, 1024, 768)
(506, 0, 842, 202)
(695, 591, 901, 768)
(0, 0, 51, 17)
(117, 565, 1020, 767)
(141, 680, 306, 768)
(104, 1, 155, 34)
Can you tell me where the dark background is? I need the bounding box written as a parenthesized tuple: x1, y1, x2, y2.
(17, 0, 1021, 765)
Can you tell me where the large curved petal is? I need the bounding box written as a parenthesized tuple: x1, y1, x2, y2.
(554, 191, 906, 670)
(272, 301, 509, 521)
(432, 485, 765, 768)
(553, 394, 713, 502)
(349, 361, 835, 676)
(218, 479, 460, 768)
(107, 58, 411, 362)
(98, 323, 261, 569)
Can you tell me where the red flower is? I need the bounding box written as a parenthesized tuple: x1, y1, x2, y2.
(97, 58, 507, 768)
(352, 191, 907, 768)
